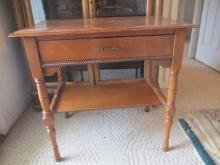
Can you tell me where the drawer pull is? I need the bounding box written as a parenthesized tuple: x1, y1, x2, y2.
(96, 46, 121, 52)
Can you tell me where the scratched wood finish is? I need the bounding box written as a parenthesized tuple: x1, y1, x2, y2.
(38, 35, 174, 63)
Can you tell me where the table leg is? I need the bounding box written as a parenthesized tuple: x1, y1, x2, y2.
(43, 111, 61, 161)
(36, 79, 61, 161)
(23, 38, 62, 161)
(163, 29, 186, 151)
(162, 70, 179, 151)
(88, 64, 95, 85)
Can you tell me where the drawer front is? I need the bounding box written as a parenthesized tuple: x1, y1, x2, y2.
(38, 35, 174, 63)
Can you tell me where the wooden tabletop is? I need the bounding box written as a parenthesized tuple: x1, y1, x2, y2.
(10, 16, 196, 37)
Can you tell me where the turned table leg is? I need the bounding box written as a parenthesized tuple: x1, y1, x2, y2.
(43, 111, 61, 161)
(162, 29, 186, 151)
(36, 79, 61, 161)
(23, 38, 62, 161)
(162, 71, 179, 151)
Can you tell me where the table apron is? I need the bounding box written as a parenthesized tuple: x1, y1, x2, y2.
(38, 35, 174, 64)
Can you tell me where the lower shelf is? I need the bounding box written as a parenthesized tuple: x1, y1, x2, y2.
(55, 82, 162, 112)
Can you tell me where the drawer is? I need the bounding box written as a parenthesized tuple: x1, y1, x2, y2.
(38, 35, 174, 63)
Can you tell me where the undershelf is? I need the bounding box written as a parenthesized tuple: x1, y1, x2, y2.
(54, 82, 163, 112)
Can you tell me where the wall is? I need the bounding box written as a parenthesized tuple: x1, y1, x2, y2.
(183, 0, 196, 22)
(188, 0, 204, 58)
(0, 0, 32, 135)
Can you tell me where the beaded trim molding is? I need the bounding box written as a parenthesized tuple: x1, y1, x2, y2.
(41, 56, 172, 68)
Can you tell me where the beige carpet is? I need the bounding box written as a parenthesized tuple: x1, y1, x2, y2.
(1, 46, 220, 165)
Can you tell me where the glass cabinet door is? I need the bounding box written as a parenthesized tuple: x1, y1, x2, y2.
(42, 0, 146, 19)
(96, 0, 146, 17)
(42, 0, 83, 19)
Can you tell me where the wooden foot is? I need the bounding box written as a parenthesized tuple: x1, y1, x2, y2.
(151, 105, 158, 108)
(162, 106, 175, 152)
(145, 106, 150, 112)
(64, 112, 74, 119)
(43, 112, 61, 162)
(162, 71, 178, 151)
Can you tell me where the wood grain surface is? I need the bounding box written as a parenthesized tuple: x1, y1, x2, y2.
(38, 35, 174, 63)
(10, 16, 196, 37)
(55, 82, 162, 112)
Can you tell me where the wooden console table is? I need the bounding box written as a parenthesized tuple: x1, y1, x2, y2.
(10, 16, 195, 161)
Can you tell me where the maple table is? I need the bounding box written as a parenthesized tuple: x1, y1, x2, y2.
(10, 16, 196, 161)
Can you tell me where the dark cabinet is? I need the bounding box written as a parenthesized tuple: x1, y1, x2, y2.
(43, 0, 146, 19)
(97, 0, 146, 17)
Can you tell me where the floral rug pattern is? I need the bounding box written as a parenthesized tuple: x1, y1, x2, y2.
(181, 109, 220, 164)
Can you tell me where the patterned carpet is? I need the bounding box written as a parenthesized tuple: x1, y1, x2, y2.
(1, 45, 220, 164)
(0, 107, 202, 165)
(179, 109, 220, 164)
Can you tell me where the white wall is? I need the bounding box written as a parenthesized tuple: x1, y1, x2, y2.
(0, 0, 32, 135)
(188, 0, 204, 58)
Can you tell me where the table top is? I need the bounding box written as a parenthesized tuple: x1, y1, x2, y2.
(10, 16, 196, 37)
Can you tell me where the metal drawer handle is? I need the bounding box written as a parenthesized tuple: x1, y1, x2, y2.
(96, 46, 121, 52)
